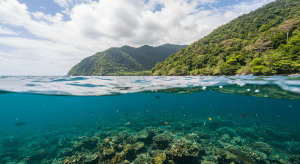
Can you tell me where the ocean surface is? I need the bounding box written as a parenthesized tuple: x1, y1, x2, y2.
(0, 75, 300, 164)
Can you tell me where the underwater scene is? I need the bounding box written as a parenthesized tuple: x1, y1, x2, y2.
(1, 76, 300, 164)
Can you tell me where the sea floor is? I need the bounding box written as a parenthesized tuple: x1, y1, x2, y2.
(1, 108, 300, 164)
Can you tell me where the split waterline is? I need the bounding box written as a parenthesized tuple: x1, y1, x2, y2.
(0, 75, 300, 163)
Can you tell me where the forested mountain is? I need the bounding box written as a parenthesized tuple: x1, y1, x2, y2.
(151, 0, 300, 76)
(67, 44, 188, 76)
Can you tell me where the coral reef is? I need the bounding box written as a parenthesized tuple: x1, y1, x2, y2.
(1, 108, 300, 164)
(153, 150, 166, 164)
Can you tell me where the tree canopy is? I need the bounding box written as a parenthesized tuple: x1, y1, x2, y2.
(151, 0, 300, 76)
(67, 44, 188, 76)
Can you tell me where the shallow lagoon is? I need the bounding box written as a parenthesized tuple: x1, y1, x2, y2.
(0, 76, 300, 164)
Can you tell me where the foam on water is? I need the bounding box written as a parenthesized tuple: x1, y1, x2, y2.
(0, 75, 300, 96)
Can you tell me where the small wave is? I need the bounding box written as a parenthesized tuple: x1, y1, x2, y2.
(0, 76, 299, 98)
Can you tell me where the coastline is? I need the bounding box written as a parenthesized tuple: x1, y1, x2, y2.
(66, 73, 300, 76)
(151, 73, 300, 77)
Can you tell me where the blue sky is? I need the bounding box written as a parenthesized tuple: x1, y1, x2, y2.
(0, 0, 275, 75)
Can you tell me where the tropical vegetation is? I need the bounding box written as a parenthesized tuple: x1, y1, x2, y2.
(151, 0, 300, 76)
(67, 44, 187, 76)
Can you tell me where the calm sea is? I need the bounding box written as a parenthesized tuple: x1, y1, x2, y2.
(0, 76, 300, 164)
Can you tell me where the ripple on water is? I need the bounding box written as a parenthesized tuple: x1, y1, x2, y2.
(0, 76, 299, 98)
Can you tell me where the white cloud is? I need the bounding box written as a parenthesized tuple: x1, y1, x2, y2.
(0, 0, 275, 75)
(32, 12, 64, 23)
(0, 25, 19, 35)
(53, 0, 93, 15)
(228, 0, 274, 15)
(53, 0, 72, 8)
(0, 37, 88, 75)
(0, 0, 31, 26)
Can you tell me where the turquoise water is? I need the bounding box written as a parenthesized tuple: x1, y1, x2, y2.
(1, 76, 300, 164)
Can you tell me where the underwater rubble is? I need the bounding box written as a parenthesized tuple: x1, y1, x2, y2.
(1, 113, 300, 164)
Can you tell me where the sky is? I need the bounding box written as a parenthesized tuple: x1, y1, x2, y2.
(0, 0, 275, 75)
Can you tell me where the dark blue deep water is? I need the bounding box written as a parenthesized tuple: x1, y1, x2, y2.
(0, 76, 300, 164)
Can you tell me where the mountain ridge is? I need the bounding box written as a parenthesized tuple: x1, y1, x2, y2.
(67, 44, 188, 76)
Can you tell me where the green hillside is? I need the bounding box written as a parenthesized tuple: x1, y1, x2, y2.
(151, 0, 300, 76)
(67, 44, 188, 76)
